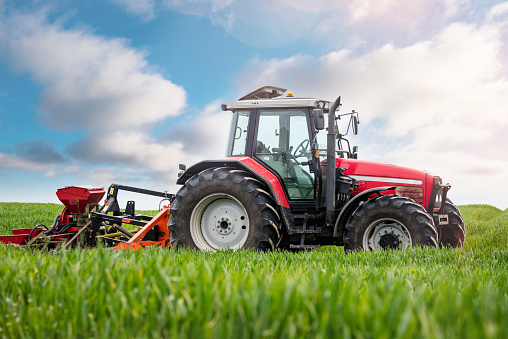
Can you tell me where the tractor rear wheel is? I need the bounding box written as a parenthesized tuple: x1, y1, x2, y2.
(438, 199, 465, 248)
(168, 167, 281, 251)
(343, 195, 438, 253)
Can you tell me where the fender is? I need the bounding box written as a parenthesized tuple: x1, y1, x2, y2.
(333, 186, 395, 237)
(176, 156, 290, 208)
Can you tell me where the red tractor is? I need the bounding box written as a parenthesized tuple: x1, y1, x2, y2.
(169, 86, 465, 252)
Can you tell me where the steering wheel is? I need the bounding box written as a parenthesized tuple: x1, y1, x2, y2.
(293, 139, 310, 158)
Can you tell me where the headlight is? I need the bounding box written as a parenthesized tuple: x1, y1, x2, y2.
(433, 176, 443, 209)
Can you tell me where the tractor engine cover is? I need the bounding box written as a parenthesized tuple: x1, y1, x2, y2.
(56, 186, 105, 215)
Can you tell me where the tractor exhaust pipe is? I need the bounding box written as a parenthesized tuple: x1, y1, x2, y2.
(326, 96, 341, 226)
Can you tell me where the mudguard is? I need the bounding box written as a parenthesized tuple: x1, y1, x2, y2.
(176, 156, 290, 208)
(333, 186, 395, 237)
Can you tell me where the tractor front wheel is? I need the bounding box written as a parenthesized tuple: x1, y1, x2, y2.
(169, 167, 281, 251)
(343, 195, 438, 253)
(438, 199, 465, 248)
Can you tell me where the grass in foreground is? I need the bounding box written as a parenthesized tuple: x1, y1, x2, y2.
(1, 246, 507, 338)
(0, 203, 507, 338)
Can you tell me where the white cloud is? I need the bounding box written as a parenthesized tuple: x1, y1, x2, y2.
(0, 3, 234, 196)
(487, 1, 508, 21)
(68, 131, 187, 173)
(310, 0, 470, 49)
(0, 6, 197, 195)
(0, 10, 186, 131)
(68, 101, 231, 178)
(347, 0, 464, 24)
(161, 100, 231, 155)
(234, 20, 508, 208)
(0, 153, 59, 178)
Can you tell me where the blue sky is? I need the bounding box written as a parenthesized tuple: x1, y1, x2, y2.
(1, 0, 508, 209)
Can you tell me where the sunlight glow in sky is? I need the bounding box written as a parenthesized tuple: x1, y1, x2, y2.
(1, 0, 508, 209)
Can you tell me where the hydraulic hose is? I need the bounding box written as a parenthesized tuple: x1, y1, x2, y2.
(44, 214, 61, 236)
(29, 223, 48, 240)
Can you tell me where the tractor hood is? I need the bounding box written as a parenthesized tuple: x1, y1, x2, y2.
(337, 158, 436, 208)
(337, 159, 431, 185)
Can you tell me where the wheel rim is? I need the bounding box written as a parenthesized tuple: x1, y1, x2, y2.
(362, 218, 412, 251)
(190, 193, 249, 251)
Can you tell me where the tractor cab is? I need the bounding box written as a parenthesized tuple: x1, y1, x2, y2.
(224, 86, 358, 203)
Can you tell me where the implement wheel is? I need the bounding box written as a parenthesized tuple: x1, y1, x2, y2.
(169, 167, 281, 251)
(343, 195, 438, 253)
(438, 199, 465, 248)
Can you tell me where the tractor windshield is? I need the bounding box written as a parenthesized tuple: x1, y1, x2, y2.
(255, 110, 314, 200)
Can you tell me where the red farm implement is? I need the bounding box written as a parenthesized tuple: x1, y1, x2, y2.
(0, 185, 174, 251)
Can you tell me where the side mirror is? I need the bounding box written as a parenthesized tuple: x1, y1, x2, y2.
(351, 116, 359, 135)
(312, 109, 325, 130)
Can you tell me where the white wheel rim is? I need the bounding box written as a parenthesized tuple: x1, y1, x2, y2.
(362, 218, 412, 251)
(190, 193, 249, 251)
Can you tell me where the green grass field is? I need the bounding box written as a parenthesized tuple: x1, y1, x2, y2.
(0, 203, 507, 338)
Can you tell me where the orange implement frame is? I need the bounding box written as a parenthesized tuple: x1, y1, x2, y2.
(114, 206, 171, 251)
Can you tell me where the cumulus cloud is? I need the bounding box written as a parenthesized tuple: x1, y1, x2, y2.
(487, 1, 508, 22)
(0, 5, 193, 193)
(311, 0, 470, 47)
(67, 100, 231, 186)
(346, 0, 464, 24)
(160, 100, 231, 156)
(234, 19, 508, 207)
(14, 140, 64, 164)
(0, 9, 186, 131)
(68, 131, 186, 173)
(0, 153, 59, 177)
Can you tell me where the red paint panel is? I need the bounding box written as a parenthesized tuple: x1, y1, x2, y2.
(241, 157, 290, 208)
(56, 186, 105, 214)
(337, 158, 434, 209)
(214, 156, 290, 208)
(0, 234, 29, 245)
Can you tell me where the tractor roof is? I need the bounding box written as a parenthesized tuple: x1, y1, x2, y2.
(224, 86, 331, 111)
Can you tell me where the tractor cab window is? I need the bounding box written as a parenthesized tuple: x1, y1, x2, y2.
(255, 110, 314, 200)
(227, 110, 250, 156)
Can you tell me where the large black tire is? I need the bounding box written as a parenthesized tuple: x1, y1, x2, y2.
(343, 195, 438, 253)
(438, 199, 465, 248)
(168, 167, 281, 251)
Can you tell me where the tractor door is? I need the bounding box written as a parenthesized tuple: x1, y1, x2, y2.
(254, 109, 315, 200)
